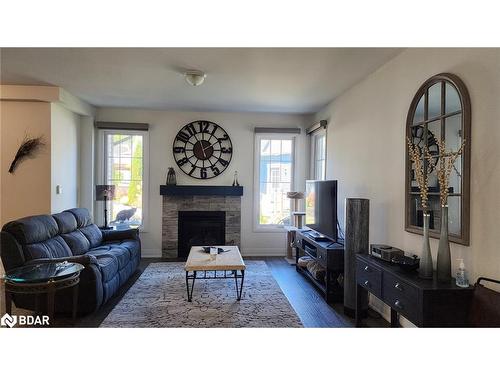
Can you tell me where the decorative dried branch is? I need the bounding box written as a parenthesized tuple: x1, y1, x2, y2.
(407, 137, 429, 211)
(8, 135, 45, 174)
(428, 139, 466, 206)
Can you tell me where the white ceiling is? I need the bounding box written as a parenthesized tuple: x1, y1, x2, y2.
(0, 48, 402, 114)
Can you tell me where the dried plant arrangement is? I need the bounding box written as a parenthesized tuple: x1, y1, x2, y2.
(407, 137, 430, 211)
(429, 138, 466, 206)
(8, 135, 45, 174)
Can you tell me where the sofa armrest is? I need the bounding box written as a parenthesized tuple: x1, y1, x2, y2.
(25, 254, 98, 267)
(101, 228, 139, 242)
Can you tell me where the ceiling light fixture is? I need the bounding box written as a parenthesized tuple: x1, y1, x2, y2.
(184, 70, 206, 87)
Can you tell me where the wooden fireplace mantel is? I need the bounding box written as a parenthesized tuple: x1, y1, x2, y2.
(160, 185, 243, 196)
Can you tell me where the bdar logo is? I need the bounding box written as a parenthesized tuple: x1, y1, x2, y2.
(1, 313, 17, 328)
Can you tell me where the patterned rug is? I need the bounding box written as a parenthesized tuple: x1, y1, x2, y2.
(100, 261, 303, 328)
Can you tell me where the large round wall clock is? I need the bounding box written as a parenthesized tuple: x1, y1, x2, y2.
(173, 120, 233, 179)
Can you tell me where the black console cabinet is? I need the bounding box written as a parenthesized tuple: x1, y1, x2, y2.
(355, 254, 474, 327)
(295, 230, 344, 303)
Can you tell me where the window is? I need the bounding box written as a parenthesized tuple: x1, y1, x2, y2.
(310, 128, 326, 180)
(101, 130, 149, 230)
(254, 134, 295, 230)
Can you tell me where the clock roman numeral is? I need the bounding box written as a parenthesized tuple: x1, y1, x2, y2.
(173, 147, 185, 153)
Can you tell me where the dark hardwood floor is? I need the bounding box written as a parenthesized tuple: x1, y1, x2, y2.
(53, 257, 389, 328)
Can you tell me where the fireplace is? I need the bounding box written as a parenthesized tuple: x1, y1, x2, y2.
(178, 211, 226, 258)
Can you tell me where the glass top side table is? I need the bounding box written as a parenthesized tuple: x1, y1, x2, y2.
(2, 261, 84, 326)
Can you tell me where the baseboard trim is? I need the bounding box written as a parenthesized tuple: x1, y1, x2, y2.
(142, 249, 161, 258)
(141, 248, 286, 258)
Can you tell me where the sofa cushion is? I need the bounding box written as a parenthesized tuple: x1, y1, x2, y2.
(79, 224, 103, 248)
(94, 253, 119, 282)
(116, 239, 141, 260)
(52, 212, 78, 234)
(2, 215, 59, 245)
(61, 230, 91, 255)
(24, 235, 73, 260)
(88, 245, 131, 270)
(65, 208, 93, 228)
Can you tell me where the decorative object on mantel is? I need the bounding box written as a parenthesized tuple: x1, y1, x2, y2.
(232, 171, 240, 186)
(407, 137, 433, 279)
(8, 135, 45, 174)
(166, 167, 177, 185)
(96, 184, 116, 230)
(287, 191, 304, 227)
(430, 138, 466, 282)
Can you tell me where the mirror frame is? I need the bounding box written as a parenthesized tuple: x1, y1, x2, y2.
(405, 73, 471, 245)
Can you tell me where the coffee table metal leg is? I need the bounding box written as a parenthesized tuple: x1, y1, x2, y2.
(186, 271, 196, 302)
(234, 270, 245, 301)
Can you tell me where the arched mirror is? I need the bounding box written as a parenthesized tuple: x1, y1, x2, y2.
(405, 73, 471, 245)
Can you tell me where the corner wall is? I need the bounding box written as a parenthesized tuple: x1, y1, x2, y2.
(314, 48, 500, 323)
(51, 103, 81, 213)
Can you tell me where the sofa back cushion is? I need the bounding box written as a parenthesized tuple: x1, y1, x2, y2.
(53, 212, 78, 234)
(80, 224, 103, 248)
(56, 208, 102, 255)
(2, 215, 59, 245)
(61, 231, 91, 255)
(24, 236, 73, 260)
(65, 208, 93, 227)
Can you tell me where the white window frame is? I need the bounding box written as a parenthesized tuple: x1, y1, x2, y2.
(309, 127, 327, 180)
(96, 129, 150, 232)
(253, 133, 297, 232)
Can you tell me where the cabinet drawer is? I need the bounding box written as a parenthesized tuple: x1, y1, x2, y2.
(316, 247, 327, 268)
(383, 273, 419, 322)
(356, 259, 382, 297)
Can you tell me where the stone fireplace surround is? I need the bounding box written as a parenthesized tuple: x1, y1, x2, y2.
(161, 193, 241, 258)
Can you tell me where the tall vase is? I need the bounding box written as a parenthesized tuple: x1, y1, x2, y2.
(166, 167, 176, 185)
(419, 212, 433, 279)
(437, 205, 451, 282)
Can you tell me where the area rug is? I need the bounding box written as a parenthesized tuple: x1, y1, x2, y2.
(100, 261, 303, 327)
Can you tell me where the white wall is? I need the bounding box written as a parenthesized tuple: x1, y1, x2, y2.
(96, 108, 311, 257)
(79, 116, 95, 216)
(314, 48, 500, 324)
(51, 103, 81, 213)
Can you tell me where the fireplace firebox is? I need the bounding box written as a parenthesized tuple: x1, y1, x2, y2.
(178, 211, 226, 258)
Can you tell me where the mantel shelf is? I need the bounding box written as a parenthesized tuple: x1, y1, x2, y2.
(160, 185, 243, 196)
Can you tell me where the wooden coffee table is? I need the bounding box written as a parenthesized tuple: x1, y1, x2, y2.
(184, 246, 246, 302)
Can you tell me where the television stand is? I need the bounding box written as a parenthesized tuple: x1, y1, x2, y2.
(295, 230, 344, 303)
(307, 231, 330, 242)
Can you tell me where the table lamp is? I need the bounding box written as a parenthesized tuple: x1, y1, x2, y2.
(96, 184, 115, 229)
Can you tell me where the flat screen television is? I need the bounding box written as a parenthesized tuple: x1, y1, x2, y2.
(305, 180, 338, 241)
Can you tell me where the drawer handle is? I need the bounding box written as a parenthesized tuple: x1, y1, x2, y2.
(394, 282, 404, 291)
(364, 266, 370, 272)
(364, 280, 371, 288)
(394, 300, 404, 310)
